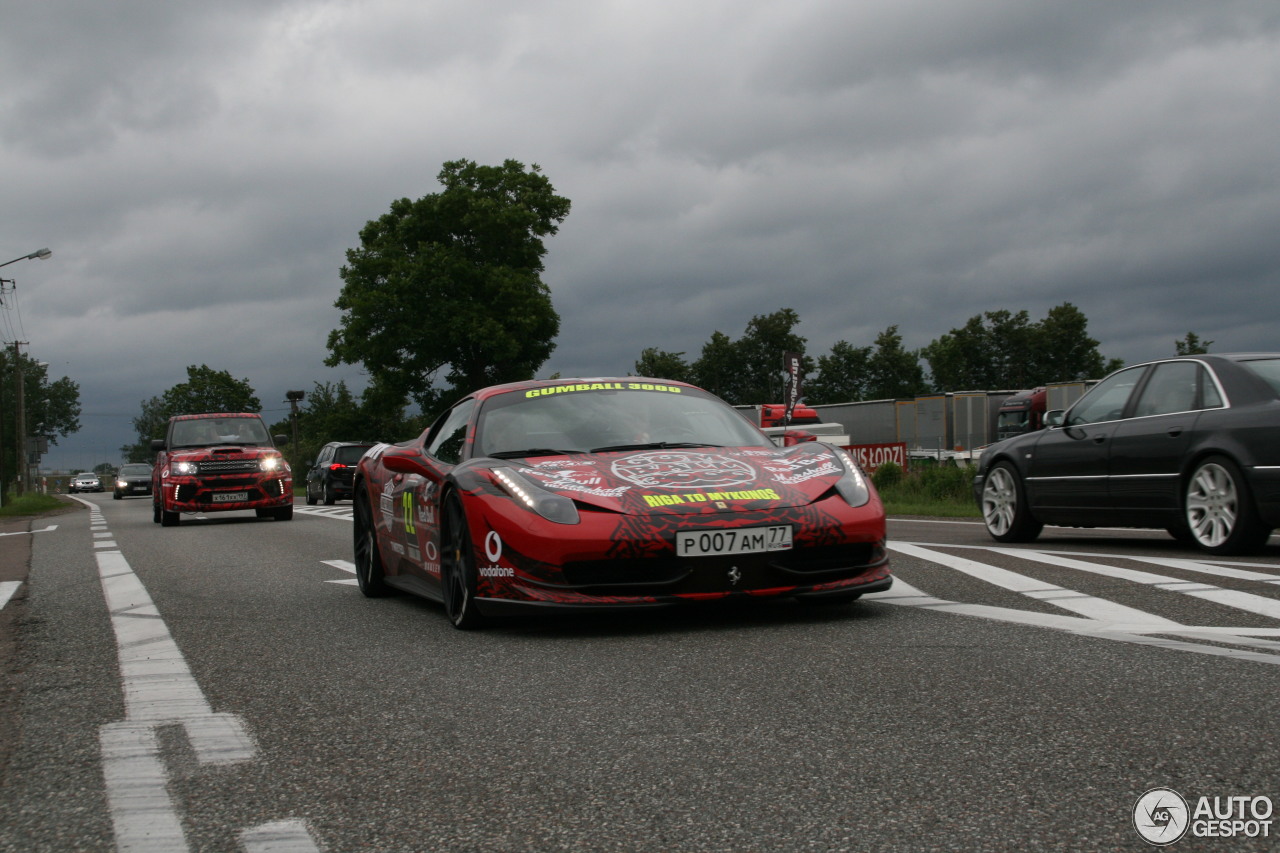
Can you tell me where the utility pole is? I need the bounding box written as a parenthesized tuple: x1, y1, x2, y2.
(12, 341, 27, 496)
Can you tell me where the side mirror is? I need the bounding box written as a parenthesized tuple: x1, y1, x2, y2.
(1044, 410, 1065, 428)
(151, 439, 167, 451)
(381, 451, 433, 477)
(273, 435, 289, 446)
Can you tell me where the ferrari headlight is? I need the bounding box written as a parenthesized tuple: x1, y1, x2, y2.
(832, 448, 871, 508)
(492, 467, 580, 525)
(173, 461, 198, 475)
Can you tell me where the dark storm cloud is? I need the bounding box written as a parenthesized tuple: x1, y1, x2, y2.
(3, 0, 1279, 469)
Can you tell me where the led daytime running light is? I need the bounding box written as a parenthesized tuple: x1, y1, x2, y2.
(492, 467, 580, 525)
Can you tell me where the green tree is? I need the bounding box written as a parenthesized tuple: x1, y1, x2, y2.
(634, 348, 691, 382)
(1175, 331, 1212, 355)
(689, 331, 743, 401)
(0, 349, 81, 495)
(326, 159, 570, 418)
(806, 326, 927, 404)
(923, 303, 1115, 390)
(122, 365, 261, 461)
(686, 309, 812, 404)
(865, 326, 929, 398)
(806, 340, 872, 404)
(1033, 303, 1117, 381)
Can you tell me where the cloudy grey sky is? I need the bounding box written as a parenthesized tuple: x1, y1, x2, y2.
(4, 0, 1279, 471)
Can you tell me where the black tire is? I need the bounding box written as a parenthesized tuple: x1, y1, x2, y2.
(323, 481, 335, 506)
(441, 495, 485, 630)
(1184, 456, 1270, 555)
(160, 506, 180, 527)
(980, 461, 1043, 543)
(153, 497, 162, 524)
(274, 504, 293, 521)
(353, 488, 391, 597)
(305, 481, 317, 506)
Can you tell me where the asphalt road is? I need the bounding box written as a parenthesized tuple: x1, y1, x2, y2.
(4, 495, 1280, 851)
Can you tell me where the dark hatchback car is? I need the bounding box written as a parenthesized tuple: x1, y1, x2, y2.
(305, 441, 375, 505)
(975, 353, 1280, 555)
(113, 463, 153, 499)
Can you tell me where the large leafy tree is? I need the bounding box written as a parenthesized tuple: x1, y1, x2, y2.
(326, 159, 570, 418)
(0, 349, 81, 494)
(806, 340, 871, 404)
(1175, 331, 1212, 355)
(864, 326, 929, 399)
(684, 309, 813, 404)
(923, 303, 1116, 390)
(122, 365, 261, 462)
(633, 348, 692, 383)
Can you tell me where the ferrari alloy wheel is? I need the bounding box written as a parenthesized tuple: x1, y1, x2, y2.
(442, 496, 485, 630)
(353, 489, 390, 597)
(981, 462, 1043, 543)
(1185, 456, 1269, 555)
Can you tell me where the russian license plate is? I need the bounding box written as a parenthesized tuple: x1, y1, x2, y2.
(211, 491, 248, 503)
(675, 525, 793, 558)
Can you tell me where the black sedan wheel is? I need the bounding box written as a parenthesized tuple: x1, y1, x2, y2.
(353, 489, 390, 597)
(981, 461, 1044, 543)
(441, 496, 485, 630)
(1184, 456, 1270, 555)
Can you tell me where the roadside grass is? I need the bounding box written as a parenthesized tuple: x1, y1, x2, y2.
(873, 460, 981, 518)
(0, 493, 69, 519)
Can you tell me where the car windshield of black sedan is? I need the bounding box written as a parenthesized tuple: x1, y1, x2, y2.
(475, 387, 771, 459)
(119, 464, 151, 477)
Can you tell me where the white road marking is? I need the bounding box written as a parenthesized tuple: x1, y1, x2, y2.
(75, 495, 322, 852)
(0, 524, 59, 537)
(0, 581, 20, 610)
(876, 542, 1280, 666)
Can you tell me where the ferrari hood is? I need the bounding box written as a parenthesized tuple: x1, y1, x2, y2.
(499, 444, 849, 515)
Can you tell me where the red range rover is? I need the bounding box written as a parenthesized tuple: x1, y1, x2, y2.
(151, 412, 294, 526)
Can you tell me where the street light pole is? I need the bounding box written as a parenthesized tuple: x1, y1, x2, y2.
(1, 248, 52, 504)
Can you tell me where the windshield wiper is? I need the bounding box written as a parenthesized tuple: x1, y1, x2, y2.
(589, 441, 722, 453)
(486, 448, 584, 459)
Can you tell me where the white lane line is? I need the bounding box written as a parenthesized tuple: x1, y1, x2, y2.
(865, 577, 1280, 666)
(0, 524, 58, 537)
(99, 723, 189, 853)
(888, 542, 1181, 631)
(94, 546, 321, 851)
(1001, 548, 1280, 621)
(240, 820, 324, 852)
(0, 581, 20, 611)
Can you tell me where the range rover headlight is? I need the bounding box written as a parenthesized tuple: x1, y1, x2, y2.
(832, 447, 872, 508)
(492, 467, 580, 525)
(260, 455, 283, 472)
(173, 461, 198, 475)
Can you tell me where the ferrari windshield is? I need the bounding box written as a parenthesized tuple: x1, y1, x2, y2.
(170, 417, 271, 448)
(475, 385, 772, 458)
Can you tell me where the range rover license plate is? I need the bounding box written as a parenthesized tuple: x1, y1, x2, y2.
(675, 525, 792, 557)
(212, 491, 248, 503)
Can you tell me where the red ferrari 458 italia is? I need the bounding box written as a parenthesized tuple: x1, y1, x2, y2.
(353, 378, 891, 628)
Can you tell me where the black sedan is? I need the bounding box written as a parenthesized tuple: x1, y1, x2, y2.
(975, 353, 1280, 555)
(113, 463, 153, 499)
